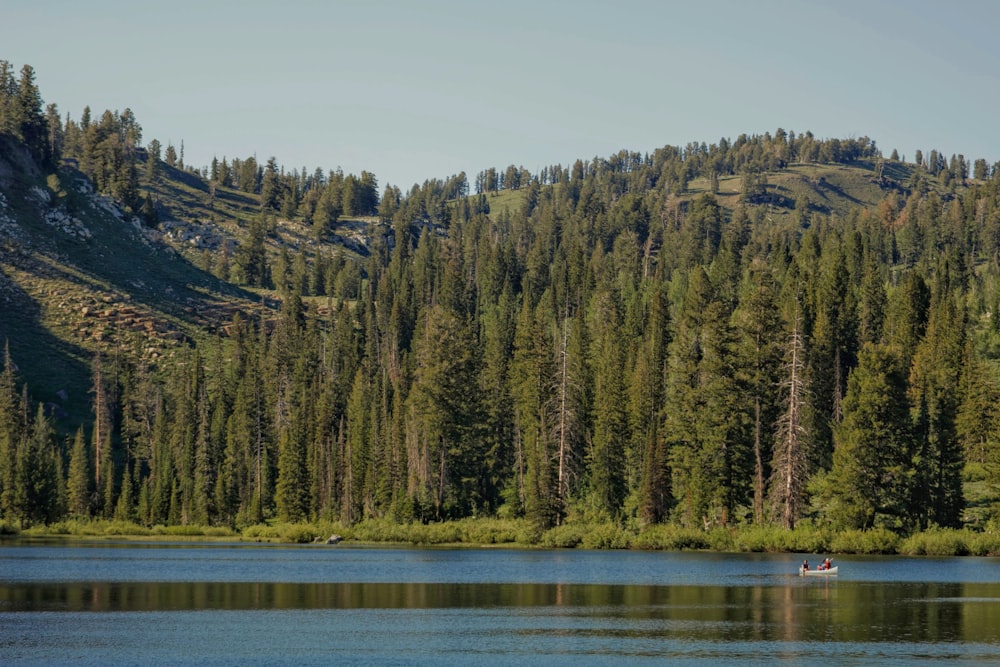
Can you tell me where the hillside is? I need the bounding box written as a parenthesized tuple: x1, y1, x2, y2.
(4, 112, 1000, 537)
(0, 131, 919, 424)
(0, 137, 261, 419)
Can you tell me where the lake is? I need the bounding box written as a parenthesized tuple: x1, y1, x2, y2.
(2, 540, 999, 665)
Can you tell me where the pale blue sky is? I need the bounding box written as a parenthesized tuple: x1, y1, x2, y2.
(3, 0, 999, 190)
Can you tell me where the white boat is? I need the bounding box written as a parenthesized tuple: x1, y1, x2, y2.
(799, 566, 838, 576)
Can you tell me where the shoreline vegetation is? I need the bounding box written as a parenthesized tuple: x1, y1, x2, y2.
(4, 518, 999, 557)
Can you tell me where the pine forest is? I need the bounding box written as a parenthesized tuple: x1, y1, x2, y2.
(2, 61, 1000, 550)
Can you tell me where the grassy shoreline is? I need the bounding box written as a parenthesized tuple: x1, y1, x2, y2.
(4, 518, 1000, 557)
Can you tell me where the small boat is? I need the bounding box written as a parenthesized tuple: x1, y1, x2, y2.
(799, 566, 838, 576)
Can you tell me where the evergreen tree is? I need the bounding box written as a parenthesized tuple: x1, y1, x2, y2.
(13, 64, 49, 164)
(146, 138, 161, 182)
(955, 344, 1000, 467)
(732, 260, 784, 524)
(479, 287, 518, 515)
(907, 286, 965, 528)
(276, 351, 313, 523)
(14, 405, 63, 526)
(66, 427, 91, 517)
(587, 293, 628, 519)
(630, 280, 671, 524)
(0, 343, 26, 520)
(824, 343, 914, 530)
(810, 245, 857, 465)
(511, 296, 559, 529)
(664, 268, 746, 527)
(405, 303, 485, 519)
(234, 217, 271, 288)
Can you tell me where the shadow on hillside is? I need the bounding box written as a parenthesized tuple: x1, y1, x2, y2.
(818, 179, 865, 206)
(0, 264, 92, 426)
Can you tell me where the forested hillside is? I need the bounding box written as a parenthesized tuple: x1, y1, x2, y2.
(2, 61, 1000, 539)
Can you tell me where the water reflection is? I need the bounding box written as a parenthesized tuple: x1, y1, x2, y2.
(4, 580, 1000, 645)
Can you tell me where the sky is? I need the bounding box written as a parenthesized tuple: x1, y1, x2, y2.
(3, 0, 1000, 190)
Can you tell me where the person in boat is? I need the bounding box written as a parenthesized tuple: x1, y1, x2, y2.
(802, 560, 809, 571)
(822, 558, 832, 570)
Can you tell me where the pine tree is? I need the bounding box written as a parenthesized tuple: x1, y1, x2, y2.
(405, 303, 485, 519)
(14, 405, 62, 526)
(664, 268, 746, 527)
(732, 260, 784, 524)
(810, 245, 857, 465)
(630, 280, 671, 524)
(825, 343, 914, 530)
(66, 427, 91, 517)
(955, 344, 1000, 466)
(190, 379, 213, 525)
(0, 343, 26, 521)
(511, 296, 559, 529)
(907, 286, 965, 528)
(588, 321, 627, 519)
(13, 64, 49, 163)
(114, 462, 135, 523)
(276, 352, 313, 523)
(343, 369, 370, 524)
(478, 288, 517, 516)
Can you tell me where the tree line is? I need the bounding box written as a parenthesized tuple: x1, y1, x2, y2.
(2, 61, 1000, 534)
(4, 158, 1000, 533)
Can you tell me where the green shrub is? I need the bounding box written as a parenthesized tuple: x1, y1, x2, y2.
(785, 526, 833, 554)
(25, 519, 152, 537)
(458, 518, 530, 545)
(241, 523, 321, 543)
(410, 522, 463, 545)
(634, 525, 711, 550)
(705, 527, 736, 552)
(350, 519, 416, 543)
(100, 520, 152, 536)
(968, 531, 1000, 557)
(241, 523, 283, 540)
(733, 526, 782, 552)
(0, 521, 19, 535)
(830, 528, 900, 554)
(899, 528, 971, 556)
(580, 524, 632, 550)
(35, 521, 72, 535)
(539, 524, 586, 548)
(203, 526, 239, 538)
(281, 524, 321, 544)
(734, 525, 830, 553)
(153, 524, 210, 536)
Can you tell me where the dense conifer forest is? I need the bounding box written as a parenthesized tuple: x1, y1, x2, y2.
(2, 61, 1000, 544)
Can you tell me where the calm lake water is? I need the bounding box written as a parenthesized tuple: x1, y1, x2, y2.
(2, 540, 1000, 665)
